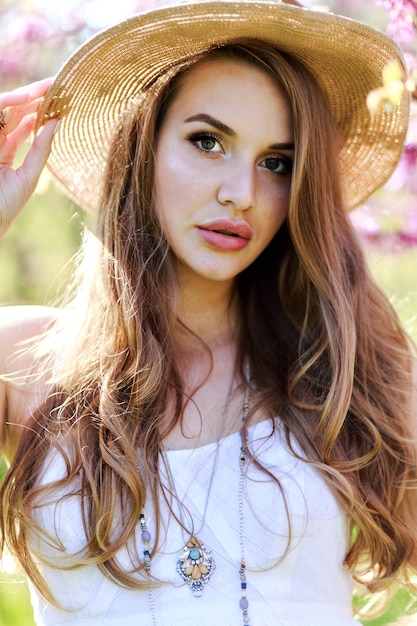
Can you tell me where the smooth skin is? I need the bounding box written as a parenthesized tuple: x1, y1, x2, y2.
(155, 57, 294, 289)
(155, 58, 294, 447)
(0, 59, 294, 453)
(0, 78, 58, 237)
(0, 79, 59, 454)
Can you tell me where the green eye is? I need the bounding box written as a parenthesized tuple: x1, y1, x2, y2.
(200, 137, 216, 151)
(265, 157, 280, 171)
(262, 156, 293, 175)
(188, 132, 222, 153)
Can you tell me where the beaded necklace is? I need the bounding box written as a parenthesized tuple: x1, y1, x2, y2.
(140, 374, 251, 626)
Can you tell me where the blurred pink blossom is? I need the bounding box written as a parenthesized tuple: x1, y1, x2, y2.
(376, 0, 417, 42)
(352, 0, 417, 247)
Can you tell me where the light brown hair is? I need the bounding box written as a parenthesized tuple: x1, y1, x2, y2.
(1, 40, 417, 606)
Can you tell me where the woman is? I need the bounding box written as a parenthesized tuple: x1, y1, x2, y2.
(0, 2, 416, 625)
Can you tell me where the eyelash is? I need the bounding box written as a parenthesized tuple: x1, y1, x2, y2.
(187, 131, 293, 175)
(187, 132, 223, 153)
(263, 156, 293, 176)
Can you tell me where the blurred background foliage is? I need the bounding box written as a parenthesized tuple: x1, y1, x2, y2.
(0, 0, 416, 625)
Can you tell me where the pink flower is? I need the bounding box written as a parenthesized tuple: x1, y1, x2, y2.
(376, 0, 417, 42)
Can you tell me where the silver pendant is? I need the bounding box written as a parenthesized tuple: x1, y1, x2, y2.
(176, 535, 215, 597)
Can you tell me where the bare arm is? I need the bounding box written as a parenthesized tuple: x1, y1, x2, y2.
(0, 79, 60, 453)
(0, 305, 61, 458)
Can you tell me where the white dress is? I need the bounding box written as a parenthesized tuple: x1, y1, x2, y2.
(29, 419, 360, 626)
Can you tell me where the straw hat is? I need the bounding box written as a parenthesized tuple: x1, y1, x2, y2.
(35, 0, 409, 212)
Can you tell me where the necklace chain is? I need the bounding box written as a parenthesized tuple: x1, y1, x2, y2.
(162, 362, 236, 538)
(238, 378, 251, 625)
(140, 362, 251, 625)
(160, 365, 237, 596)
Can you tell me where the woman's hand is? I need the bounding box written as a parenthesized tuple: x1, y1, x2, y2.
(0, 78, 58, 237)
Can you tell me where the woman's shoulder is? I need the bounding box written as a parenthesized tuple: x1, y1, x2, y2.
(0, 304, 64, 371)
(0, 305, 66, 454)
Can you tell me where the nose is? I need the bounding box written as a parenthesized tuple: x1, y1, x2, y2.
(217, 158, 256, 211)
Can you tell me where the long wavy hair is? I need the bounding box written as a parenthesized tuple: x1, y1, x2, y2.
(1, 40, 417, 605)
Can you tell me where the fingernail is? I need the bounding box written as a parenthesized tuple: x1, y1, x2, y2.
(52, 119, 62, 135)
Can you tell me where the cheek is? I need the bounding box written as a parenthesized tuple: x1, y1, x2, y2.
(154, 155, 188, 245)
(263, 188, 290, 237)
(154, 148, 184, 225)
(154, 145, 196, 211)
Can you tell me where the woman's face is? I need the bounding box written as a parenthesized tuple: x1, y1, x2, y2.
(154, 55, 294, 287)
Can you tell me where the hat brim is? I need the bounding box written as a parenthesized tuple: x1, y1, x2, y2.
(35, 0, 409, 212)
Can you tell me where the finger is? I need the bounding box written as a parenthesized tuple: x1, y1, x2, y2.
(0, 120, 57, 237)
(0, 92, 30, 111)
(0, 95, 48, 137)
(26, 77, 54, 99)
(14, 77, 53, 97)
(0, 115, 38, 166)
(17, 118, 59, 190)
(0, 77, 54, 128)
(1, 77, 53, 104)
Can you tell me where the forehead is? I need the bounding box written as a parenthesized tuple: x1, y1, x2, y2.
(175, 54, 284, 100)
(163, 55, 293, 138)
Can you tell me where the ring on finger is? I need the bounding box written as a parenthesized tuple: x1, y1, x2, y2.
(0, 110, 6, 131)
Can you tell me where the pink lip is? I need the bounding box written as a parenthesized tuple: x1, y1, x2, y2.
(197, 219, 252, 251)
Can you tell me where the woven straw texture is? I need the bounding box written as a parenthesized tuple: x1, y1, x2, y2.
(35, 0, 410, 212)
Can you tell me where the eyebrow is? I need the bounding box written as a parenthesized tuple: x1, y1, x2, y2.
(184, 113, 295, 152)
(184, 113, 235, 136)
